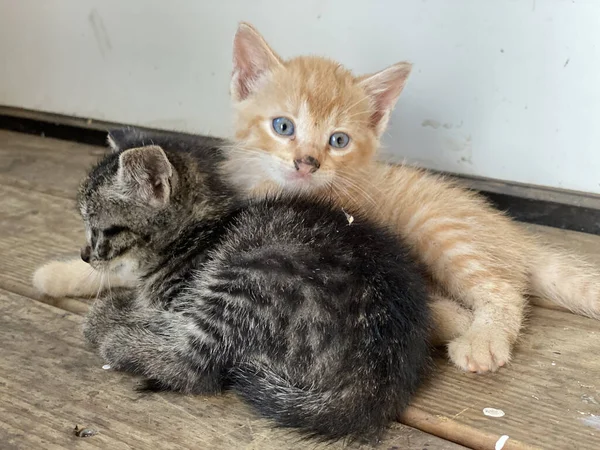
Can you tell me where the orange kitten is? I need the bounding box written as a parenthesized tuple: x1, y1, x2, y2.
(223, 23, 600, 373)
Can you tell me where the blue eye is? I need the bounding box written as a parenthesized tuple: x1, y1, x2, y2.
(272, 117, 295, 136)
(329, 132, 350, 149)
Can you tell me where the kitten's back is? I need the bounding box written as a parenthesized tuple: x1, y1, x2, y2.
(195, 194, 432, 441)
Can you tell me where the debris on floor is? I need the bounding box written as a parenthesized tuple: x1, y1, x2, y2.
(73, 425, 98, 438)
(342, 209, 354, 225)
(483, 407, 505, 418)
(495, 435, 510, 450)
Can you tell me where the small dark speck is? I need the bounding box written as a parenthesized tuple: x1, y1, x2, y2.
(317, 14, 321, 19)
(524, 105, 528, 110)
(564, 58, 570, 67)
(211, 72, 215, 76)
(500, 48, 504, 53)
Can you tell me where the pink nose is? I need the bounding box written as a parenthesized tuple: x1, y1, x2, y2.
(293, 156, 320, 175)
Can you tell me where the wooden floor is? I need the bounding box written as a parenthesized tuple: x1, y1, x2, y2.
(1, 130, 599, 450)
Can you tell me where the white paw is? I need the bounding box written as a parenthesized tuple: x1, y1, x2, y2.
(447, 327, 512, 373)
(32, 259, 97, 298)
(33, 260, 74, 297)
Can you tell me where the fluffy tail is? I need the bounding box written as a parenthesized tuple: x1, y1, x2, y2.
(529, 246, 600, 319)
(230, 364, 399, 442)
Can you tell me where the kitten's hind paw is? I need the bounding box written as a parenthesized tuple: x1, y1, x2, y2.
(447, 327, 512, 373)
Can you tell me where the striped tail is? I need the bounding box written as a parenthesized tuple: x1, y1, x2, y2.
(529, 246, 600, 319)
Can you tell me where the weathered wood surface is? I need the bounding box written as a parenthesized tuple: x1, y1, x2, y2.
(2, 129, 600, 449)
(0, 290, 466, 450)
(0, 129, 105, 198)
(409, 307, 600, 450)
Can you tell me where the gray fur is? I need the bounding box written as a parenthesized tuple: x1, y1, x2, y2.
(81, 134, 432, 442)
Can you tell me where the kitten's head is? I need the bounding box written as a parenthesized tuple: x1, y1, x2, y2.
(230, 22, 411, 192)
(77, 145, 177, 273)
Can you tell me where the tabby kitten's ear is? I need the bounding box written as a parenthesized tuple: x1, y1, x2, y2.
(231, 22, 284, 102)
(358, 62, 413, 136)
(116, 146, 173, 207)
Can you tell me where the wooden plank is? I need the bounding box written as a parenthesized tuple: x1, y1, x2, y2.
(409, 307, 600, 450)
(0, 290, 466, 450)
(0, 183, 89, 313)
(0, 129, 105, 199)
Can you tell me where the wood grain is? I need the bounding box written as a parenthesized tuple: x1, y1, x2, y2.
(410, 307, 600, 449)
(0, 129, 106, 198)
(0, 183, 86, 308)
(0, 290, 466, 450)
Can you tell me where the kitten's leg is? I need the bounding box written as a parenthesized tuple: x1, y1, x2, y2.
(84, 291, 224, 394)
(446, 282, 526, 373)
(33, 258, 138, 298)
(428, 293, 473, 347)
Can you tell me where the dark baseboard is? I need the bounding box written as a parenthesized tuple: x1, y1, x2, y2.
(479, 191, 600, 235)
(1, 106, 598, 235)
(0, 112, 108, 146)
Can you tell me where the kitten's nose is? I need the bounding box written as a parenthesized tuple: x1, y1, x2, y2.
(293, 156, 320, 175)
(80, 245, 91, 264)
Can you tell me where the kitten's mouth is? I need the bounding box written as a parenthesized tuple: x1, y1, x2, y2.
(287, 171, 314, 183)
(278, 167, 331, 191)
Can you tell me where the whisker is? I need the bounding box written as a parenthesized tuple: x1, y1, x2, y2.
(95, 270, 105, 302)
(333, 175, 378, 209)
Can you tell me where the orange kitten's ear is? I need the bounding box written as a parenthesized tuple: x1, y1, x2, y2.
(358, 62, 412, 135)
(231, 22, 284, 102)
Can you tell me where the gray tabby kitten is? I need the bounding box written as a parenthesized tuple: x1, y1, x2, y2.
(80, 133, 431, 442)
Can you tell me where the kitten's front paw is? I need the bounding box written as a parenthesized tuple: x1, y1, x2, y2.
(33, 259, 97, 298)
(33, 261, 73, 297)
(83, 307, 113, 349)
(447, 327, 512, 373)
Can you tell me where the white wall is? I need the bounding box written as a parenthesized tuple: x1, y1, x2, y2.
(1, 0, 599, 194)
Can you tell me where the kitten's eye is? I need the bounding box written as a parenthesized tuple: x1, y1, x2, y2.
(329, 132, 350, 149)
(272, 117, 295, 136)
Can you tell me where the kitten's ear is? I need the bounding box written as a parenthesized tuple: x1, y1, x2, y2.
(116, 146, 173, 207)
(358, 61, 413, 135)
(231, 22, 283, 102)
